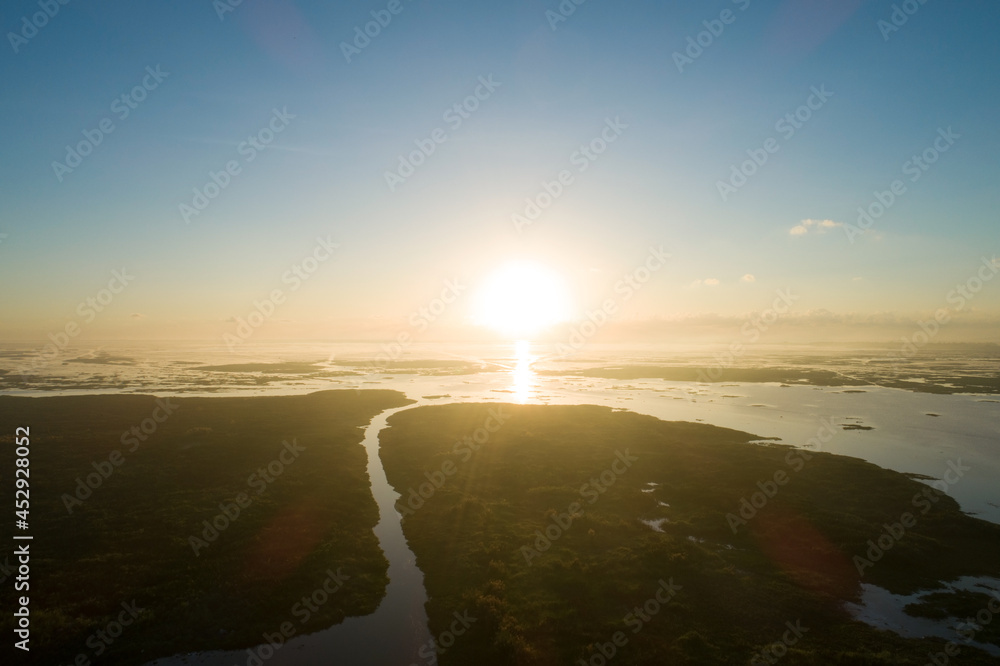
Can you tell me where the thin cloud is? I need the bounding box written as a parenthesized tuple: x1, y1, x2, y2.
(740, 274, 756, 282)
(181, 136, 336, 157)
(790, 219, 843, 235)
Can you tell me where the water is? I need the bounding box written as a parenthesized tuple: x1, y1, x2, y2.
(846, 577, 1000, 657)
(639, 518, 669, 532)
(4, 340, 1000, 661)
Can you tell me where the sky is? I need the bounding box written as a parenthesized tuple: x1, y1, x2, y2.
(1, 0, 999, 345)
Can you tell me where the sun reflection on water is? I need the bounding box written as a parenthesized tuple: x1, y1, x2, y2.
(511, 339, 536, 403)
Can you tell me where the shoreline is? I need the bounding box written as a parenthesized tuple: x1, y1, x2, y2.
(2, 390, 999, 663)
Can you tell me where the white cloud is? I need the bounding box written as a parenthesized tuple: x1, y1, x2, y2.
(789, 218, 843, 236)
(703, 278, 720, 286)
(740, 274, 755, 282)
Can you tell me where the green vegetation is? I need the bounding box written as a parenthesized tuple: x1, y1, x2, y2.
(193, 362, 331, 373)
(0, 389, 411, 665)
(332, 359, 490, 374)
(544, 365, 1000, 394)
(379, 403, 1000, 664)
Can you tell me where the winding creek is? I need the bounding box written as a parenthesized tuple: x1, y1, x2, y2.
(144, 403, 432, 666)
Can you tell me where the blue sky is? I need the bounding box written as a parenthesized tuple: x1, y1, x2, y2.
(1, 0, 998, 342)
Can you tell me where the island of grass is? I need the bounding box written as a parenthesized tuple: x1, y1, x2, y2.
(0, 389, 412, 665)
(904, 590, 1000, 645)
(192, 361, 331, 374)
(379, 403, 1000, 665)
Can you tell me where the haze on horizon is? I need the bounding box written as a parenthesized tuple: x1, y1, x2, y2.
(2, 1, 999, 347)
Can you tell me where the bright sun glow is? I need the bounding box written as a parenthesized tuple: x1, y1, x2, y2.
(473, 262, 573, 337)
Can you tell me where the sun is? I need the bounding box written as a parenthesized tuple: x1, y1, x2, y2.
(472, 262, 573, 337)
